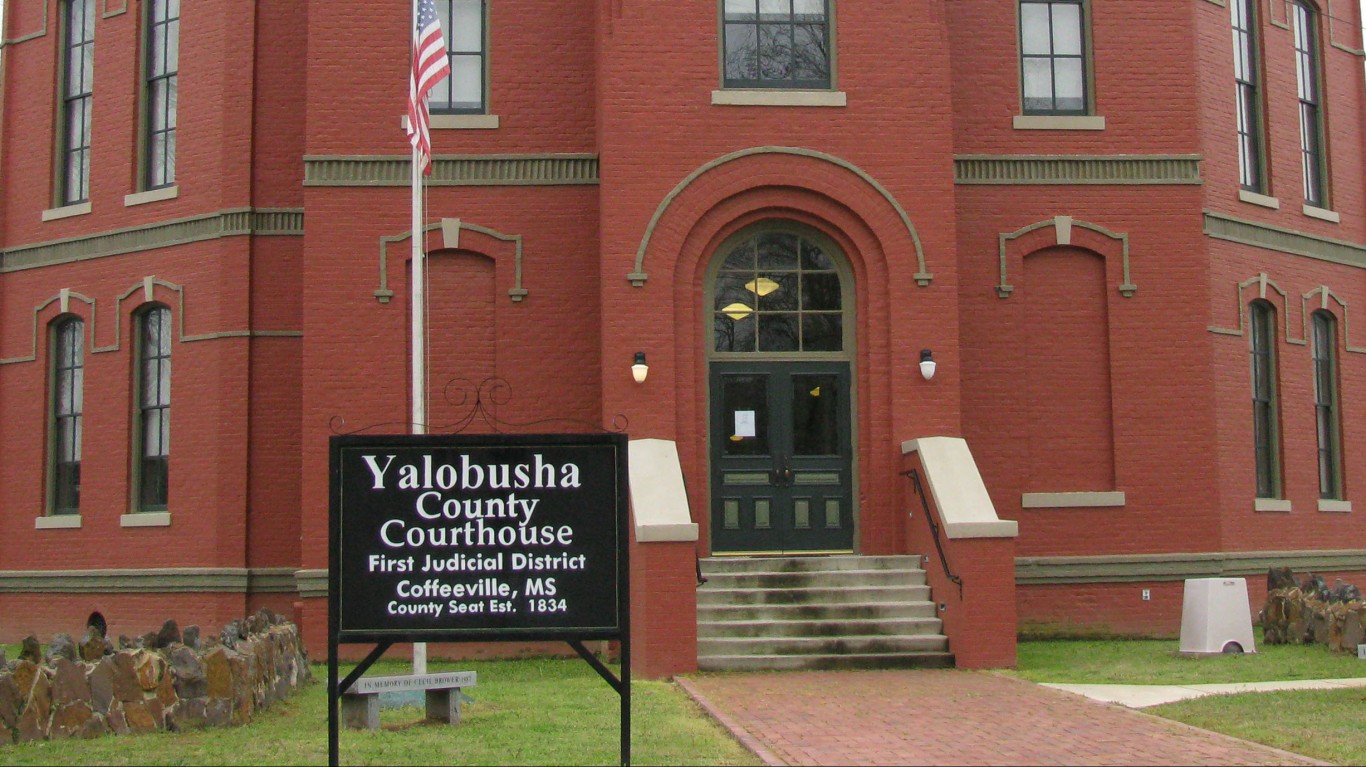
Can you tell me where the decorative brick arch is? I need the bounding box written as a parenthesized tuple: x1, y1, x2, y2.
(997, 216, 1137, 299)
(630, 146, 932, 287)
(373, 218, 527, 304)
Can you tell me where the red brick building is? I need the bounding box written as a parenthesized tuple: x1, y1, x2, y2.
(2, 0, 1363, 677)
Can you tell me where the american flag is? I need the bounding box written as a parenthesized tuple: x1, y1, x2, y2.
(408, 0, 451, 176)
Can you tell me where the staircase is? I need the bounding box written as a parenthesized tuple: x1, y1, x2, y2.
(697, 555, 953, 671)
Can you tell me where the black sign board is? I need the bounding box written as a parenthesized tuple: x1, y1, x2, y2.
(327, 432, 630, 766)
(330, 433, 628, 642)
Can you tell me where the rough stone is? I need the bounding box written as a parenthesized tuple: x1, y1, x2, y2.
(78, 712, 108, 740)
(48, 700, 94, 740)
(106, 701, 129, 735)
(169, 646, 207, 699)
(48, 633, 78, 664)
(156, 664, 178, 708)
(80, 627, 107, 662)
(11, 660, 38, 702)
(139, 631, 159, 651)
(205, 698, 232, 728)
(169, 697, 207, 730)
(0, 673, 24, 731)
(203, 647, 234, 699)
(134, 649, 167, 691)
(110, 652, 143, 702)
(117, 635, 132, 651)
(18, 635, 41, 663)
(51, 657, 91, 706)
(17, 670, 52, 742)
(87, 657, 115, 714)
(156, 619, 181, 649)
(1266, 566, 1296, 592)
(0, 647, 6, 666)
(219, 621, 241, 649)
(123, 700, 159, 734)
(182, 625, 201, 651)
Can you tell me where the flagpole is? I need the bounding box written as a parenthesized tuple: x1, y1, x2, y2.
(409, 0, 429, 677)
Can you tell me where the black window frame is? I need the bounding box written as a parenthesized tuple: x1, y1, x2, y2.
(58, 0, 96, 206)
(134, 305, 172, 512)
(429, 0, 487, 115)
(1019, 0, 1089, 116)
(1292, 1, 1327, 207)
(722, 0, 833, 90)
(1311, 310, 1342, 500)
(1231, 0, 1266, 193)
(143, 0, 179, 190)
(49, 317, 85, 516)
(1249, 300, 1281, 499)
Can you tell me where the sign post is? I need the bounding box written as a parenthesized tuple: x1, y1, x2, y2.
(328, 433, 630, 765)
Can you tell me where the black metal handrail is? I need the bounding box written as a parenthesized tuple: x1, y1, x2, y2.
(901, 468, 963, 599)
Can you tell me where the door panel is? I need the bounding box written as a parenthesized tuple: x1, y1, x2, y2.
(710, 362, 853, 554)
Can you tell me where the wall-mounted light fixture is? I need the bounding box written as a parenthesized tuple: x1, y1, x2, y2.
(919, 349, 936, 381)
(632, 352, 649, 384)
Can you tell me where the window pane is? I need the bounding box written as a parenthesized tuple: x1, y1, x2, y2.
(801, 240, 834, 270)
(720, 238, 756, 271)
(1051, 4, 1082, 55)
(724, 23, 759, 82)
(801, 272, 841, 311)
(791, 374, 838, 456)
(451, 0, 482, 51)
(757, 232, 799, 270)
(757, 24, 791, 81)
(759, 0, 789, 21)
(758, 313, 799, 352)
(793, 0, 824, 20)
(715, 313, 757, 352)
(167, 20, 180, 72)
(757, 273, 798, 311)
(725, 0, 757, 19)
(450, 55, 482, 108)
(802, 314, 842, 351)
(722, 375, 769, 456)
(792, 24, 829, 81)
(1022, 58, 1053, 110)
(1054, 58, 1084, 111)
(1021, 3, 1051, 55)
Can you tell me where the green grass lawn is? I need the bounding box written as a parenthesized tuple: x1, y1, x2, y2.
(1012, 635, 1366, 766)
(2, 656, 761, 766)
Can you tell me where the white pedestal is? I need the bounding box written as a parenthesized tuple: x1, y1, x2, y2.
(1179, 577, 1257, 654)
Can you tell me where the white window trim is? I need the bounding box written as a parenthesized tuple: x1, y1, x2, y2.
(1318, 499, 1351, 513)
(1012, 115, 1105, 130)
(1303, 204, 1340, 223)
(125, 186, 179, 207)
(711, 89, 847, 107)
(1254, 498, 1292, 512)
(399, 114, 500, 131)
(1021, 491, 1125, 508)
(35, 515, 82, 529)
(1239, 189, 1281, 209)
(41, 202, 92, 222)
(121, 511, 172, 527)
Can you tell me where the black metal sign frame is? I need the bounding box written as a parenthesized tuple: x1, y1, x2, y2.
(326, 432, 630, 766)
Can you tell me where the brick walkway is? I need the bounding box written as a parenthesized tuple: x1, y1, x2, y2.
(677, 670, 1327, 766)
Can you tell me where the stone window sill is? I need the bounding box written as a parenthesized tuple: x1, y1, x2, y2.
(400, 114, 500, 131)
(35, 515, 82, 529)
(1303, 205, 1340, 223)
(1254, 498, 1292, 512)
(125, 186, 179, 207)
(1239, 189, 1280, 209)
(41, 202, 92, 222)
(121, 511, 171, 527)
(711, 89, 847, 107)
(1012, 115, 1105, 130)
(1021, 491, 1126, 508)
(1318, 499, 1351, 513)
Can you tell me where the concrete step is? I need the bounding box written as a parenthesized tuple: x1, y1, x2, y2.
(699, 633, 949, 657)
(701, 554, 923, 575)
(697, 601, 939, 622)
(698, 616, 945, 639)
(698, 652, 955, 672)
(700, 568, 927, 589)
(697, 584, 932, 606)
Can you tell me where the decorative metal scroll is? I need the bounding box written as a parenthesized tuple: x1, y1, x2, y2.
(329, 377, 628, 436)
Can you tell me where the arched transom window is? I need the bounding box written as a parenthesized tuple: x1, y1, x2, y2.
(712, 229, 846, 354)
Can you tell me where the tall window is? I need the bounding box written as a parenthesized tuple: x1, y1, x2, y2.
(431, 0, 485, 113)
(1249, 301, 1280, 499)
(1292, 1, 1326, 206)
(722, 0, 831, 90)
(1312, 311, 1342, 500)
(136, 307, 172, 511)
(1231, 0, 1264, 192)
(144, 0, 179, 189)
(1020, 0, 1087, 114)
(59, 0, 96, 205)
(50, 318, 85, 515)
(713, 229, 843, 353)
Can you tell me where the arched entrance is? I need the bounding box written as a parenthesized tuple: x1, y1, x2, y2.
(706, 223, 856, 554)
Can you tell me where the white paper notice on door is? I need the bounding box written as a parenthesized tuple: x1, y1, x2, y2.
(734, 410, 757, 438)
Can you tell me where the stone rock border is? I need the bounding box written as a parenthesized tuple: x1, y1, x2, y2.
(0, 609, 311, 745)
(1260, 567, 1366, 652)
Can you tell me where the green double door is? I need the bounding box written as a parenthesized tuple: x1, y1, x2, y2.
(710, 361, 854, 554)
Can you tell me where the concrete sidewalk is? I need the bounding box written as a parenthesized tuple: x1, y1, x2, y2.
(1044, 677, 1366, 708)
(678, 669, 1336, 766)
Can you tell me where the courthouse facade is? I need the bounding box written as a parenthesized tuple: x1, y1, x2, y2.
(2, 0, 1365, 675)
